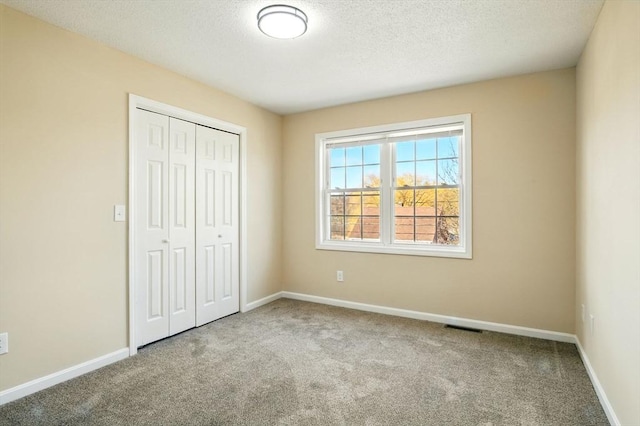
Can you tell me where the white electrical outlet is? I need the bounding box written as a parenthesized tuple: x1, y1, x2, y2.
(0, 332, 8, 355)
(336, 270, 344, 282)
(590, 314, 595, 336)
(581, 304, 585, 323)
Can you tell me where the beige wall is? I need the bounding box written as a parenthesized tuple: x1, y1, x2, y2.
(0, 5, 282, 391)
(3, 4, 636, 422)
(576, 1, 640, 424)
(282, 69, 577, 333)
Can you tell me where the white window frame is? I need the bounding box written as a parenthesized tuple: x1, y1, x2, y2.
(315, 114, 472, 259)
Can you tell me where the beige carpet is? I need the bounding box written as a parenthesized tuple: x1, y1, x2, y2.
(0, 298, 608, 425)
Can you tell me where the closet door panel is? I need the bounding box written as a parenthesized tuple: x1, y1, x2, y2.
(216, 134, 239, 319)
(135, 109, 170, 346)
(168, 117, 196, 335)
(195, 126, 239, 326)
(222, 242, 233, 299)
(204, 245, 216, 304)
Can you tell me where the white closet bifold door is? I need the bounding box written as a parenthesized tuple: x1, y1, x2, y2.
(195, 125, 240, 326)
(167, 117, 196, 336)
(135, 108, 239, 347)
(135, 110, 171, 346)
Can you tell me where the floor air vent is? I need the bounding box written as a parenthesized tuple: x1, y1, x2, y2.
(445, 324, 483, 333)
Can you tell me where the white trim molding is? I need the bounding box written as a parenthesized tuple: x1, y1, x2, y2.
(1, 291, 619, 426)
(0, 348, 129, 406)
(315, 114, 473, 259)
(575, 338, 621, 426)
(280, 291, 575, 343)
(244, 292, 284, 312)
(128, 94, 249, 355)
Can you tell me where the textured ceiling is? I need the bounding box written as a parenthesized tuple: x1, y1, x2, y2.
(2, 0, 604, 114)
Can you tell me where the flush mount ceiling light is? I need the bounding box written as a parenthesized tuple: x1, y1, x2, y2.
(257, 4, 308, 39)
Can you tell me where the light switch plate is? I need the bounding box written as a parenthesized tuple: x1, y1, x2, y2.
(114, 205, 126, 222)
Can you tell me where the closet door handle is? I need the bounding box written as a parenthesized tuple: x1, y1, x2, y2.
(218, 235, 222, 238)
(162, 239, 170, 244)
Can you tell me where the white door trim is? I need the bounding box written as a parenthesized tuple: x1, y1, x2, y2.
(128, 94, 248, 356)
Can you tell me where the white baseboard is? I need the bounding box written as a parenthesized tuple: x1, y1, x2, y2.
(1, 294, 618, 425)
(0, 348, 129, 406)
(0, 290, 285, 406)
(279, 292, 622, 421)
(575, 338, 620, 426)
(243, 291, 284, 312)
(281, 291, 576, 343)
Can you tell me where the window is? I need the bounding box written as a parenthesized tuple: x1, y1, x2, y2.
(315, 114, 472, 258)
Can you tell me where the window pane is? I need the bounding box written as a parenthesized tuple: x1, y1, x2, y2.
(330, 167, 345, 189)
(346, 216, 362, 239)
(396, 141, 414, 162)
(435, 217, 459, 245)
(415, 188, 435, 215)
(394, 216, 414, 241)
(416, 139, 437, 160)
(363, 193, 380, 216)
(416, 216, 436, 242)
(416, 160, 436, 185)
(330, 194, 344, 215)
(362, 216, 380, 240)
(363, 145, 380, 165)
(346, 146, 362, 166)
(437, 159, 459, 185)
(436, 188, 459, 216)
(363, 165, 380, 188)
(346, 193, 361, 215)
(396, 162, 415, 185)
(330, 147, 345, 167)
(346, 166, 363, 188)
(395, 189, 415, 209)
(438, 136, 459, 159)
(330, 216, 344, 240)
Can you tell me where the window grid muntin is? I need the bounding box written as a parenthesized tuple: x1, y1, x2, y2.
(327, 144, 382, 241)
(328, 145, 381, 190)
(326, 135, 462, 245)
(327, 189, 381, 241)
(391, 134, 461, 245)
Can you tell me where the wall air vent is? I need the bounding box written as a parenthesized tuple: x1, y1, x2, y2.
(444, 324, 483, 333)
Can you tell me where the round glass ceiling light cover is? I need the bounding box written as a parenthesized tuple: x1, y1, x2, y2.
(257, 5, 308, 39)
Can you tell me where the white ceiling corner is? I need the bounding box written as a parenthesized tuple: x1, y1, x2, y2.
(1, 0, 604, 115)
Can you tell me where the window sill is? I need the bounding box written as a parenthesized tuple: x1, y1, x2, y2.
(316, 240, 472, 259)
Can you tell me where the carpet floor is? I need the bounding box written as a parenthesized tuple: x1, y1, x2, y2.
(0, 298, 608, 425)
